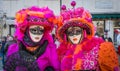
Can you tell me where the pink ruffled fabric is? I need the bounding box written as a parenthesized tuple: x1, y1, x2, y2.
(58, 37, 104, 70)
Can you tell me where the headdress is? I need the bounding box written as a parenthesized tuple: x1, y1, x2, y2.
(56, 1, 95, 42)
(15, 6, 56, 40)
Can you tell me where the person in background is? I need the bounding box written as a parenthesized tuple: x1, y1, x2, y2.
(117, 29, 120, 55)
(4, 36, 17, 54)
(52, 34, 56, 43)
(55, 37, 60, 49)
(6, 34, 13, 41)
(56, 1, 119, 71)
(4, 6, 60, 71)
(95, 33, 99, 38)
(103, 30, 113, 42)
(0, 37, 6, 65)
(108, 37, 113, 42)
(104, 37, 113, 42)
(52, 34, 60, 48)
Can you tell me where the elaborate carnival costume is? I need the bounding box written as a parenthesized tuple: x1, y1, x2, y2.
(4, 6, 60, 71)
(56, 1, 119, 71)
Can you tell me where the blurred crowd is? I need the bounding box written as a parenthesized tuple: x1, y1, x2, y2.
(0, 34, 17, 65)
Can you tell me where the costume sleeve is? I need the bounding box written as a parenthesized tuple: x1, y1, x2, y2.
(98, 42, 119, 71)
(48, 43, 60, 71)
(6, 43, 18, 57)
(4, 52, 18, 71)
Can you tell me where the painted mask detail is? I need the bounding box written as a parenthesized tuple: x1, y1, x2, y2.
(66, 27, 83, 44)
(29, 25, 44, 43)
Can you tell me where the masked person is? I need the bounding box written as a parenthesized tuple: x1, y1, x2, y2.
(4, 6, 60, 71)
(56, 1, 119, 71)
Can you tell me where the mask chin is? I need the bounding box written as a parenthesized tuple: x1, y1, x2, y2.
(29, 31, 43, 43)
(68, 35, 82, 44)
(29, 25, 44, 43)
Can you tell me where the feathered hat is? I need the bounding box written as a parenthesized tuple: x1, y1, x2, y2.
(56, 1, 95, 42)
(15, 6, 56, 40)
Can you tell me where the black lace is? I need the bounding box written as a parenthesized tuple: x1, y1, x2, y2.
(4, 40, 48, 71)
(4, 51, 40, 71)
(19, 40, 48, 58)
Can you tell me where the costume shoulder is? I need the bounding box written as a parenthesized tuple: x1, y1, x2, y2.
(98, 42, 119, 71)
(82, 37, 104, 51)
(7, 43, 18, 57)
(48, 42, 56, 48)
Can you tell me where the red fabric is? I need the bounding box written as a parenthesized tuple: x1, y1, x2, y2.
(57, 42, 68, 61)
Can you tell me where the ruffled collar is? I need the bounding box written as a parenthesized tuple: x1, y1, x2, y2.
(81, 37, 104, 51)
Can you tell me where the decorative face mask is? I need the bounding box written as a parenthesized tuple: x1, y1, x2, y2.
(29, 25, 44, 43)
(66, 27, 83, 44)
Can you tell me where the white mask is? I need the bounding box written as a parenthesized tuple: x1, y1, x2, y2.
(29, 25, 44, 43)
(67, 27, 83, 44)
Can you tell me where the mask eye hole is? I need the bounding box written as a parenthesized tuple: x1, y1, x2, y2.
(75, 30, 82, 35)
(30, 29, 37, 32)
(30, 29, 36, 34)
(66, 27, 82, 36)
(38, 29, 44, 34)
(29, 26, 44, 35)
(66, 31, 73, 36)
